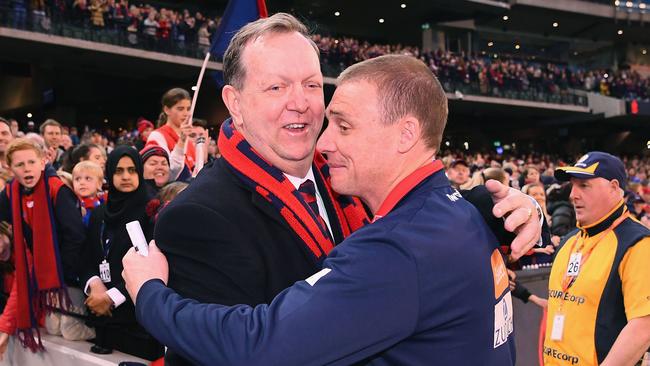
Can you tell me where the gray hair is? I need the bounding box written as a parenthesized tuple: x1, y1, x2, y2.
(223, 12, 319, 89)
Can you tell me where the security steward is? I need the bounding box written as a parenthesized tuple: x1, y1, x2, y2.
(544, 152, 650, 366)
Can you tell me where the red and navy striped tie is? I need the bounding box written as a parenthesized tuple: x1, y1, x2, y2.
(298, 179, 333, 241)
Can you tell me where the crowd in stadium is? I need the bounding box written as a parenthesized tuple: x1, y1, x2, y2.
(314, 34, 650, 101)
(2, 0, 221, 53)
(441, 150, 650, 266)
(4, 1, 650, 102)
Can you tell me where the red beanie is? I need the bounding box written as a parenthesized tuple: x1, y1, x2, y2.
(137, 119, 154, 135)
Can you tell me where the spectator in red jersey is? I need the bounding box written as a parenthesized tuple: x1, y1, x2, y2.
(146, 88, 195, 182)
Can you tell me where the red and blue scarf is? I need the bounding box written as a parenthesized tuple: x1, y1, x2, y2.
(80, 194, 104, 227)
(7, 169, 69, 352)
(218, 119, 369, 260)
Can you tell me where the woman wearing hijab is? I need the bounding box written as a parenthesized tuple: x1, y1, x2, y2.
(80, 145, 163, 360)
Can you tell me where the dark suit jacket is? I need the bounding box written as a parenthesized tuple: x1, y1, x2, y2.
(156, 159, 347, 365)
(156, 159, 510, 365)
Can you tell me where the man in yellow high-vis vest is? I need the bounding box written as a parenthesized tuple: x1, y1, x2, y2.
(544, 151, 650, 366)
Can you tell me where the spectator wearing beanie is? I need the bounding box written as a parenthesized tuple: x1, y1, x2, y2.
(135, 119, 154, 151)
(140, 145, 170, 195)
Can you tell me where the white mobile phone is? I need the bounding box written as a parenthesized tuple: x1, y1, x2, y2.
(126, 221, 149, 257)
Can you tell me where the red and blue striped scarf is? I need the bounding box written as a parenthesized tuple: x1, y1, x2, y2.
(218, 119, 369, 260)
(8, 170, 69, 352)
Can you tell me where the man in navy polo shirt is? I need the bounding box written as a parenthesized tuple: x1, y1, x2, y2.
(122, 54, 517, 365)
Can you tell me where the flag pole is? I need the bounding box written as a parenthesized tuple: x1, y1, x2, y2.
(185, 51, 212, 176)
(189, 51, 212, 122)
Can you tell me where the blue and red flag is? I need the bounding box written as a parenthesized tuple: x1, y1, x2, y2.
(210, 0, 268, 59)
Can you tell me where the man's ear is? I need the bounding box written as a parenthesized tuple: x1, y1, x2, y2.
(611, 179, 622, 193)
(397, 116, 421, 154)
(222, 85, 243, 127)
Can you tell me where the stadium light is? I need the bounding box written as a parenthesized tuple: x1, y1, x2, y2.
(401, 4, 406, 9)
(488, 41, 494, 47)
(552, 22, 559, 28)
(614, 0, 620, 5)
(617, 29, 623, 35)
(26, 113, 32, 118)
(191, 86, 198, 91)
(502, 15, 509, 21)
(493, 53, 498, 58)
(445, 141, 450, 147)
(604, 73, 609, 78)
(379, 18, 385, 23)
(515, 44, 520, 50)
(334, 11, 340, 16)
(573, 51, 579, 56)
(643, 49, 648, 54)
(641, 3, 647, 9)
(626, 1, 633, 7)
(464, 142, 469, 150)
(104, 118, 109, 123)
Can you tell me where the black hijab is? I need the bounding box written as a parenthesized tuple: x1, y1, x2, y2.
(103, 145, 150, 227)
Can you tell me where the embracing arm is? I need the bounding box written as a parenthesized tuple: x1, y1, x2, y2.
(127, 237, 419, 366)
(461, 181, 543, 259)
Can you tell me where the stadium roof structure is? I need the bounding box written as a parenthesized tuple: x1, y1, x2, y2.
(280, 0, 650, 49)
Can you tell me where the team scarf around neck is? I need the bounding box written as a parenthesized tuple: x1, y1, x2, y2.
(8, 169, 69, 352)
(218, 119, 369, 260)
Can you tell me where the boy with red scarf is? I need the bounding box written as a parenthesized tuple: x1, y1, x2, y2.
(0, 138, 89, 357)
(72, 161, 106, 226)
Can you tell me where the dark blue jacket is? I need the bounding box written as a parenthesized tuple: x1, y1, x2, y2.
(136, 169, 516, 366)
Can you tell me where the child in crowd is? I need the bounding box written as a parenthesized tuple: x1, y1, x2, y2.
(0, 138, 93, 358)
(72, 161, 105, 226)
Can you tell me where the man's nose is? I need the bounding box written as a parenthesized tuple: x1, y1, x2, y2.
(316, 124, 335, 154)
(287, 85, 309, 113)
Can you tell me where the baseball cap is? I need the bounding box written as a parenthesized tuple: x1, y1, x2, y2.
(629, 193, 645, 203)
(450, 159, 469, 168)
(554, 151, 627, 189)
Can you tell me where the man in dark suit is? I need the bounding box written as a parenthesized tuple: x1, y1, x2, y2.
(150, 13, 542, 365)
